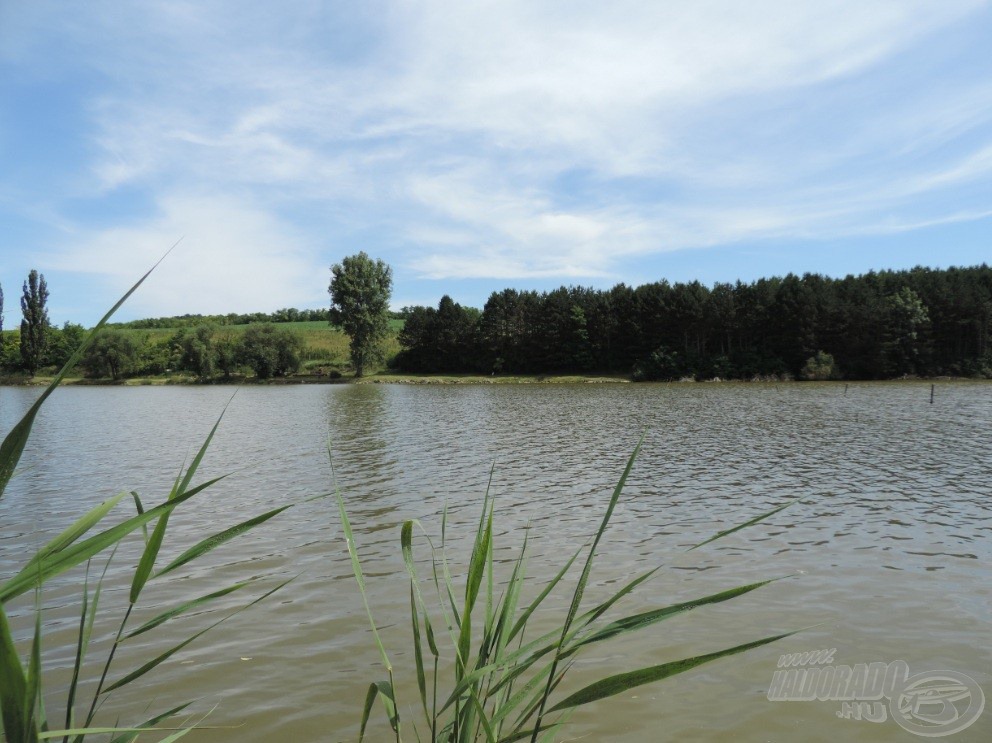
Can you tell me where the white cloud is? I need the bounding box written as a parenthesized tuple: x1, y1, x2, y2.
(46, 194, 327, 317)
(4, 0, 992, 296)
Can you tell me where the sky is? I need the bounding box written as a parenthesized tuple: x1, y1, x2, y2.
(1, 1, 991, 327)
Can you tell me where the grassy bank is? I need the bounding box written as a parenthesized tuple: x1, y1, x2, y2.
(0, 371, 634, 386)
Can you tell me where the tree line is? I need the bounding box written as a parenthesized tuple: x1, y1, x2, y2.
(394, 265, 992, 380)
(0, 270, 313, 381)
(5, 262, 991, 382)
(110, 307, 331, 329)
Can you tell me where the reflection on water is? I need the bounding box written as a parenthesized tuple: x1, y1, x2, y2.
(1, 382, 990, 742)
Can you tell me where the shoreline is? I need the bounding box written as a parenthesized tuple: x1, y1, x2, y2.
(1, 373, 988, 387)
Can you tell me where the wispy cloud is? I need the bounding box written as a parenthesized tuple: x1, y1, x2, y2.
(45, 193, 326, 317)
(1, 0, 991, 318)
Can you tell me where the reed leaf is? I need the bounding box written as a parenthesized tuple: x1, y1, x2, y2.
(25, 605, 44, 736)
(468, 691, 497, 743)
(107, 702, 193, 743)
(0, 476, 226, 604)
(40, 720, 190, 740)
(20, 494, 128, 575)
(103, 576, 292, 694)
(125, 580, 255, 638)
(506, 548, 579, 645)
(130, 401, 231, 604)
(359, 681, 398, 743)
(528, 434, 644, 740)
(689, 499, 800, 551)
(0, 242, 177, 504)
(63, 552, 114, 742)
(129, 493, 149, 546)
(548, 631, 797, 713)
(155, 505, 292, 578)
(0, 603, 32, 742)
(566, 579, 777, 652)
(344, 433, 804, 742)
(410, 584, 430, 721)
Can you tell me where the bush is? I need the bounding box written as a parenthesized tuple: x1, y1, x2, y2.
(801, 351, 839, 381)
(135, 337, 172, 376)
(236, 323, 303, 379)
(632, 346, 683, 381)
(44, 322, 87, 369)
(81, 330, 139, 380)
(171, 324, 216, 380)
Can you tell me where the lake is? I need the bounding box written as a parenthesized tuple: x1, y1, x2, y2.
(1, 381, 989, 741)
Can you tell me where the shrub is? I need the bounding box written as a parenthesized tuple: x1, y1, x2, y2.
(80, 330, 139, 380)
(632, 346, 683, 381)
(800, 351, 839, 381)
(236, 323, 303, 379)
(171, 323, 216, 380)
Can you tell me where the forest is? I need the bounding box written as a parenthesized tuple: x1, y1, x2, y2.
(394, 265, 992, 380)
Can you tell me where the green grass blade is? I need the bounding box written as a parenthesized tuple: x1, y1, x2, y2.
(0, 244, 176, 503)
(64, 566, 90, 738)
(561, 434, 643, 636)
(469, 691, 497, 743)
(495, 721, 559, 742)
(530, 433, 644, 741)
(104, 577, 292, 694)
(567, 579, 777, 652)
(358, 681, 398, 742)
(125, 580, 255, 638)
(409, 585, 429, 723)
(131, 403, 233, 604)
(107, 702, 193, 743)
(457, 502, 492, 679)
(24, 599, 44, 736)
(331, 445, 392, 674)
(40, 719, 192, 740)
(548, 630, 797, 713)
(0, 603, 31, 742)
(65, 550, 115, 743)
(1, 476, 226, 604)
(20, 493, 127, 574)
(400, 520, 446, 655)
(130, 492, 149, 546)
(155, 505, 292, 578)
(173, 394, 234, 501)
(493, 530, 528, 664)
(688, 499, 800, 551)
(155, 727, 195, 743)
(130, 515, 170, 605)
(507, 547, 580, 644)
(487, 659, 555, 728)
(438, 660, 506, 714)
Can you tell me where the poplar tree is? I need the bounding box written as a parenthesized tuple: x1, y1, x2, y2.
(328, 252, 392, 377)
(20, 270, 50, 375)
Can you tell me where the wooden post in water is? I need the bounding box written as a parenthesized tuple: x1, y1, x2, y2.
(844, 383, 849, 396)
(930, 384, 935, 404)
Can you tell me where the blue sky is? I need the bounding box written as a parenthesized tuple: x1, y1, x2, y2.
(1, 1, 991, 326)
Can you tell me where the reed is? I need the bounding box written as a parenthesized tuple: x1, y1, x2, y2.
(334, 440, 801, 742)
(0, 258, 293, 742)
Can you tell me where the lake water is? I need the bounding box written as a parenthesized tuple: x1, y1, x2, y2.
(1, 382, 990, 741)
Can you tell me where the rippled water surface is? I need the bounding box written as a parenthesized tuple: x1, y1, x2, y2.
(1, 382, 990, 741)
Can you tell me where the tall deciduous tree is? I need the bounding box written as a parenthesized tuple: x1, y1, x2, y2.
(328, 252, 392, 377)
(0, 281, 5, 332)
(20, 270, 49, 375)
